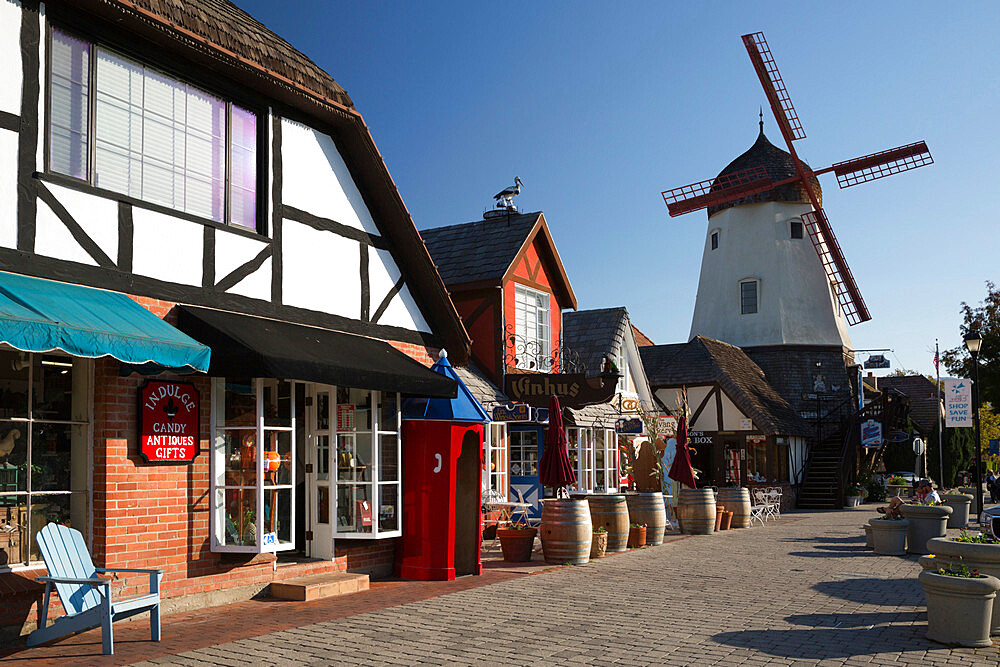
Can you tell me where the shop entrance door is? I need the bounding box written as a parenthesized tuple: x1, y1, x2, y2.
(305, 384, 334, 559)
(509, 425, 544, 518)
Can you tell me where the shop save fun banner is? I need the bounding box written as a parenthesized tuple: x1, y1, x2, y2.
(944, 378, 973, 428)
(139, 381, 200, 462)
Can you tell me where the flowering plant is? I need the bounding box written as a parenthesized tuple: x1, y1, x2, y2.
(629, 522, 647, 529)
(938, 557, 985, 578)
(953, 530, 1000, 544)
(888, 475, 907, 485)
(593, 526, 607, 534)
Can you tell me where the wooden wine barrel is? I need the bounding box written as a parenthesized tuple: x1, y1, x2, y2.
(540, 499, 592, 564)
(585, 494, 629, 553)
(717, 488, 752, 529)
(626, 492, 667, 545)
(677, 488, 716, 535)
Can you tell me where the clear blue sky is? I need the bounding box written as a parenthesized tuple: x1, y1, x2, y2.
(238, 0, 997, 377)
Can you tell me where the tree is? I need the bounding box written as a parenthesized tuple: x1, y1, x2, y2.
(942, 281, 1000, 408)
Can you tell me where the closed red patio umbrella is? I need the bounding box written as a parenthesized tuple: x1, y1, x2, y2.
(538, 395, 576, 492)
(668, 415, 698, 489)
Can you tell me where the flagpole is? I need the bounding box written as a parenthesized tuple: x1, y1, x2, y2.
(937, 339, 944, 487)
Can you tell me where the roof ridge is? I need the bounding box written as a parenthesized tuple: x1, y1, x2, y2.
(420, 211, 541, 235)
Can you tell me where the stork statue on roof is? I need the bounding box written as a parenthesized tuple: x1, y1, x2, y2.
(494, 176, 524, 211)
(661, 32, 932, 352)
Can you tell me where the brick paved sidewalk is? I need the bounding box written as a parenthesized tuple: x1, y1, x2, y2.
(4, 508, 1000, 665)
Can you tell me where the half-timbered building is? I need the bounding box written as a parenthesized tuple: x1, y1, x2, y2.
(0, 0, 471, 640)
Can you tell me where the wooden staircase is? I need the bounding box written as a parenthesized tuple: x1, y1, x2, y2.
(797, 433, 845, 509)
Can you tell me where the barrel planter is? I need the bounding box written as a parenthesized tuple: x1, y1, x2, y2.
(899, 504, 953, 555)
(927, 537, 1000, 635)
(717, 488, 751, 528)
(942, 493, 973, 529)
(497, 527, 537, 563)
(625, 492, 667, 545)
(580, 494, 629, 553)
(540, 499, 592, 565)
(919, 570, 1000, 648)
(677, 488, 716, 535)
(869, 518, 908, 555)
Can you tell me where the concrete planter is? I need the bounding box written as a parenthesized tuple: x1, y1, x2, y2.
(887, 484, 910, 499)
(927, 537, 1000, 634)
(863, 523, 873, 549)
(845, 495, 862, 507)
(918, 570, 1000, 648)
(899, 504, 953, 555)
(942, 493, 973, 529)
(869, 518, 908, 556)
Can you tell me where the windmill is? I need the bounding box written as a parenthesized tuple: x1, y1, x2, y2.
(661, 32, 933, 326)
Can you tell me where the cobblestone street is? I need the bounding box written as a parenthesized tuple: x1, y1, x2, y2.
(6, 507, 1000, 666)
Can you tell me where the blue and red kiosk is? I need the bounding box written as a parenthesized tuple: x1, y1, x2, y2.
(397, 351, 490, 580)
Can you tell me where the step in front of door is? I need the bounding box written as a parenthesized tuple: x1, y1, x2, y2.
(269, 572, 370, 602)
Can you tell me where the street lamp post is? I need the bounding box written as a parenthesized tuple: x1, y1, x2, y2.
(965, 332, 984, 517)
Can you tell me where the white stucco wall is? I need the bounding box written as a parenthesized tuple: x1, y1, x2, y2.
(36, 198, 96, 266)
(719, 392, 751, 431)
(131, 207, 203, 285)
(689, 200, 852, 349)
(282, 218, 360, 318)
(280, 118, 380, 235)
(0, 1, 22, 116)
(0, 128, 17, 248)
(370, 248, 430, 332)
(227, 256, 271, 301)
(215, 229, 269, 282)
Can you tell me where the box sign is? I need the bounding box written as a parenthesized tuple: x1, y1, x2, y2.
(945, 378, 973, 427)
(861, 419, 883, 448)
(139, 381, 199, 462)
(492, 404, 531, 422)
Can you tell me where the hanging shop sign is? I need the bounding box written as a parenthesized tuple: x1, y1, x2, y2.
(886, 430, 910, 443)
(492, 404, 531, 422)
(504, 372, 619, 409)
(615, 417, 644, 435)
(944, 378, 973, 427)
(619, 397, 641, 413)
(139, 381, 200, 462)
(860, 418, 883, 448)
(864, 354, 890, 369)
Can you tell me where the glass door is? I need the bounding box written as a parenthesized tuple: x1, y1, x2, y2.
(306, 384, 334, 559)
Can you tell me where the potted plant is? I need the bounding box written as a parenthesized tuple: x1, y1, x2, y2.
(926, 532, 1000, 635)
(899, 502, 953, 555)
(919, 558, 1000, 647)
(627, 523, 647, 548)
(714, 504, 726, 532)
(497, 518, 537, 563)
(845, 484, 865, 507)
(720, 508, 733, 531)
(590, 526, 608, 560)
(868, 515, 908, 555)
(941, 492, 974, 529)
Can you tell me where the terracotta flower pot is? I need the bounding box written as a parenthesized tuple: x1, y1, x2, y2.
(627, 525, 647, 548)
(720, 511, 733, 531)
(497, 527, 537, 563)
(715, 505, 725, 532)
(919, 570, 1000, 648)
(927, 537, 1000, 634)
(590, 531, 608, 559)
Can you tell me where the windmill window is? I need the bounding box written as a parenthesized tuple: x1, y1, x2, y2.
(790, 220, 804, 239)
(740, 280, 758, 315)
(710, 231, 719, 250)
(47, 28, 261, 233)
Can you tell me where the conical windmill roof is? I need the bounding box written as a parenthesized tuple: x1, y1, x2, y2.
(401, 351, 490, 422)
(707, 129, 822, 217)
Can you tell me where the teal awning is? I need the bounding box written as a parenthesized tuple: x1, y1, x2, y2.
(0, 271, 210, 372)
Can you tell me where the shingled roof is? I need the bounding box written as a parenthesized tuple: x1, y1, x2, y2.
(640, 336, 809, 436)
(421, 212, 541, 286)
(874, 375, 942, 436)
(562, 308, 629, 377)
(708, 128, 821, 217)
(85, 0, 353, 109)
(631, 324, 655, 347)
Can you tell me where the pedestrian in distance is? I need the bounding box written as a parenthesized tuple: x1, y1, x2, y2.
(988, 469, 999, 504)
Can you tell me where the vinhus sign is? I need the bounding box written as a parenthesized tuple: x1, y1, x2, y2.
(503, 372, 620, 409)
(139, 381, 200, 462)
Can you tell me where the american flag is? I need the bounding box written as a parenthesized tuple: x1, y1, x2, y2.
(933, 352, 939, 370)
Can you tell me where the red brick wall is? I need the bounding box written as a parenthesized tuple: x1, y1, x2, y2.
(0, 297, 422, 639)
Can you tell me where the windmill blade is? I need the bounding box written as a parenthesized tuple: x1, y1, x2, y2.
(801, 208, 871, 325)
(742, 32, 806, 141)
(662, 165, 772, 217)
(828, 141, 933, 188)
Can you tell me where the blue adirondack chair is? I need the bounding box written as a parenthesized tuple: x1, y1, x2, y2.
(27, 523, 163, 655)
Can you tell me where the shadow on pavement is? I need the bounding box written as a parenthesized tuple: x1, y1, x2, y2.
(789, 550, 871, 558)
(785, 611, 923, 627)
(812, 577, 922, 605)
(711, 626, 927, 660)
(778, 535, 864, 544)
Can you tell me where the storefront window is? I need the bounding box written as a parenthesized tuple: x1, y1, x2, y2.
(567, 428, 594, 492)
(594, 429, 619, 493)
(509, 430, 538, 478)
(0, 351, 90, 568)
(747, 437, 767, 483)
(211, 378, 296, 553)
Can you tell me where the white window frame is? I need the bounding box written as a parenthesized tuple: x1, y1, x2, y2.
(210, 378, 297, 554)
(740, 279, 759, 315)
(484, 422, 508, 498)
(509, 429, 539, 479)
(514, 283, 551, 371)
(0, 351, 93, 570)
(593, 428, 620, 493)
(332, 389, 402, 540)
(567, 427, 593, 493)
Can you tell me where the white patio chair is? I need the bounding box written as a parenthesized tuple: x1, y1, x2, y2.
(752, 488, 778, 522)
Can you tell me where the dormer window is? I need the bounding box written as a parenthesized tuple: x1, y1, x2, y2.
(710, 230, 719, 250)
(513, 284, 550, 370)
(790, 220, 804, 239)
(48, 28, 261, 232)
